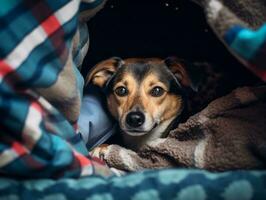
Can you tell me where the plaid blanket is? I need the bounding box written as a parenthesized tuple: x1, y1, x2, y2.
(0, 0, 113, 179)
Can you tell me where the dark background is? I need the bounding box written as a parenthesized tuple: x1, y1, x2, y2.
(82, 0, 260, 86)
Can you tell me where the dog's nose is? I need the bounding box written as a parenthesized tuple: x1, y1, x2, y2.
(126, 112, 145, 128)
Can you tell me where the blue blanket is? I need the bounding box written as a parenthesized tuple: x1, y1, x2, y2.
(1, 169, 266, 200)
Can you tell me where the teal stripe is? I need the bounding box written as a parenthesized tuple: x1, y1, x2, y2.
(0, 9, 38, 57)
(0, 89, 29, 137)
(0, 0, 22, 16)
(231, 24, 266, 60)
(79, 0, 105, 11)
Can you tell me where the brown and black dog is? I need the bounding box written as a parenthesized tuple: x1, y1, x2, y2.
(86, 57, 200, 150)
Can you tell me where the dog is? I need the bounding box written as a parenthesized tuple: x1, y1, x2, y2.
(86, 57, 202, 151)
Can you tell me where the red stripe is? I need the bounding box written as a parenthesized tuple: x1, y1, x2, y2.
(0, 60, 13, 78)
(0, 15, 61, 80)
(41, 15, 61, 36)
(23, 155, 44, 169)
(31, 101, 43, 113)
(248, 63, 266, 82)
(12, 142, 28, 156)
(74, 152, 92, 167)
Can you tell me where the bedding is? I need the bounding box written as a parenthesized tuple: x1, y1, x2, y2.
(97, 86, 266, 171)
(0, 0, 265, 199)
(0, 169, 266, 200)
(95, 0, 266, 172)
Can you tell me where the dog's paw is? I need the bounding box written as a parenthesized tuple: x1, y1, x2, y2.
(90, 144, 110, 160)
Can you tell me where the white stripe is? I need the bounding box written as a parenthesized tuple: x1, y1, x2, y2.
(81, 165, 93, 176)
(148, 138, 166, 147)
(0, 102, 43, 167)
(23, 91, 54, 112)
(81, 0, 97, 3)
(1, 0, 80, 81)
(208, 0, 223, 19)
(6, 27, 46, 68)
(194, 137, 209, 168)
(54, 0, 80, 27)
(38, 96, 54, 111)
(22, 103, 43, 149)
(0, 148, 18, 167)
(198, 115, 209, 124)
(119, 149, 143, 171)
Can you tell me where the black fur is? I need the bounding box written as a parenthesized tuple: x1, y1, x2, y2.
(106, 60, 185, 97)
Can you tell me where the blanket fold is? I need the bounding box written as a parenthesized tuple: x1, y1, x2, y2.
(192, 0, 266, 80)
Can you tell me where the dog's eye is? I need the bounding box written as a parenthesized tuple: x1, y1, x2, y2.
(150, 86, 165, 97)
(115, 86, 128, 97)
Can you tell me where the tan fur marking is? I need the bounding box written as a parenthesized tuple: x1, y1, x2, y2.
(161, 95, 182, 121)
(112, 74, 139, 121)
(86, 58, 121, 87)
(143, 74, 168, 91)
(140, 73, 182, 123)
(92, 72, 108, 87)
(166, 60, 192, 88)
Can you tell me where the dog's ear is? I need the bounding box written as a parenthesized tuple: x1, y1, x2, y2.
(164, 57, 202, 91)
(85, 57, 124, 88)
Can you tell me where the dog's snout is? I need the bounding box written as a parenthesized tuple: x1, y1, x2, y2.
(126, 112, 145, 128)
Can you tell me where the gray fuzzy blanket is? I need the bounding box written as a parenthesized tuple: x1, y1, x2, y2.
(193, 0, 266, 31)
(191, 0, 266, 80)
(98, 86, 266, 171)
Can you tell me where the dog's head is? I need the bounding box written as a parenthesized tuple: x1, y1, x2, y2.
(86, 57, 197, 138)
